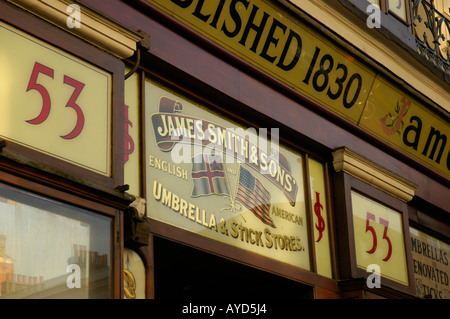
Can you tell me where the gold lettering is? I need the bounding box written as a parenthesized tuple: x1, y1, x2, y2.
(249, 144, 257, 164)
(255, 231, 263, 246)
(230, 221, 239, 239)
(264, 228, 273, 248)
(155, 157, 161, 169)
(188, 203, 195, 220)
(269, 160, 278, 178)
(180, 198, 188, 216)
(208, 124, 217, 143)
(195, 206, 202, 224)
(174, 116, 187, 137)
(271, 233, 278, 249)
(153, 180, 162, 200)
(271, 206, 303, 226)
(186, 118, 195, 139)
(157, 114, 169, 137)
(153, 181, 216, 230)
(277, 166, 285, 187)
(167, 116, 176, 136)
(209, 214, 217, 231)
(149, 155, 155, 167)
(216, 126, 228, 148)
(148, 155, 189, 181)
(290, 236, 297, 251)
(172, 193, 180, 211)
(202, 210, 209, 227)
(260, 152, 268, 171)
(162, 188, 172, 207)
(277, 235, 285, 250)
(195, 120, 205, 140)
(296, 237, 303, 251)
(249, 229, 256, 244)
(284, 235, 292, 251)
(285, 174, 293, 192)
(240, 138, 249, 159)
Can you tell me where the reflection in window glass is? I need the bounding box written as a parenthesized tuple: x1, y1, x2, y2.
(0, 183, 112, 298)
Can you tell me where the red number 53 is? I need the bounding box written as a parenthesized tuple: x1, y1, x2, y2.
(26, 62, 85, 139)
(365, 212, 393, 261)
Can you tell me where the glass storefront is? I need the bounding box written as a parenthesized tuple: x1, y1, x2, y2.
(0, 183, 112, 298)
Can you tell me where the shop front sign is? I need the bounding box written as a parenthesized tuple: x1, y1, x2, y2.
(147, 0, 375, 125)
(410, 228, 450, 299)
(145, 81, 312, 270)
(145, 0, 450, 181)
(0, 21, 111, 175)
(360, 77, 450, 181)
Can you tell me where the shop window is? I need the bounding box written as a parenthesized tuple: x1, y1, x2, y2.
(137, 75, 336, 288)
(0, 183, 112, 298)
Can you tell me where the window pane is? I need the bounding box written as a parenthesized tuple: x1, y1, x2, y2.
(0, 183, 112, 298)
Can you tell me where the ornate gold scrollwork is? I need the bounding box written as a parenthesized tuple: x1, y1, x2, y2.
(123, 269, 136, 299)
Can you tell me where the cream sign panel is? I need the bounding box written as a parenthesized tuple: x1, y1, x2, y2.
(145, 81, 310, 270)
(0, 21, 111, 175)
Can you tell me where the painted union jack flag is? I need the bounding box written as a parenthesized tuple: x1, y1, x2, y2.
(191, 154, 230, 197)
(236, 166, 275, 228)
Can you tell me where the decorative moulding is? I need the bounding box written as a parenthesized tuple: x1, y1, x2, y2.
(332, 147, 417, 202)
(7, 0, 143, 59)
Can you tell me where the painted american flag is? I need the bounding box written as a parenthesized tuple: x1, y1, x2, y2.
(235, 166, 275, 228)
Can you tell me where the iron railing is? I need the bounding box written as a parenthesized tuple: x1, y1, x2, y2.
(411, 0, 450, 75)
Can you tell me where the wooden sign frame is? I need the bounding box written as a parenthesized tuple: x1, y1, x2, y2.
(334, 172, 416, 296)
(0, 1, 125, 191)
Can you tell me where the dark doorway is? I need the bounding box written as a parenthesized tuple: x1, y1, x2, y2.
(153, 237, 313, 299)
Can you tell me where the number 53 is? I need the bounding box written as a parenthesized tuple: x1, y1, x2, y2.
(365, 212, 392, 261)
(26, 62, 85, 139)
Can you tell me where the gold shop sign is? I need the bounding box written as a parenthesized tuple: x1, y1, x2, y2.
(360, 77, 450, 181)
(410, 228, 450, 299)
(146, 0, 450, 181)
(145, 80, 313, 270)
(147, 0, 375, 124)
(0, 21, 111, 175)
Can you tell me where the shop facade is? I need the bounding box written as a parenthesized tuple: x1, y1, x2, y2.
(0, 0, 448, 299)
